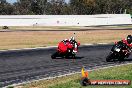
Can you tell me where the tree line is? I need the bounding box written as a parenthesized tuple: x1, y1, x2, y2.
(0, 0, 132, 15)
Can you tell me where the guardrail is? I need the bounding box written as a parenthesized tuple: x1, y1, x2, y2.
(0, 14, 131, 26)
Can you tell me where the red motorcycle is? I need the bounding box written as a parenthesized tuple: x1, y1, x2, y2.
(51, 41, 80, 59)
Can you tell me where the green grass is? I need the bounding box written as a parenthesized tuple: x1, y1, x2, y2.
(19, 64, 132, 88)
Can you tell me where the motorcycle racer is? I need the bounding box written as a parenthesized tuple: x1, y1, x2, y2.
(122, 35, 132, 48)
(115, 35, 132, 48)
(62, 37, 78, 53)
(51, 37, 80, 59)
(106, 35, 132, 62)
(115, 35, 132, 58)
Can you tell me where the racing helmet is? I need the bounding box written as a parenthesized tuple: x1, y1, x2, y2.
(70, 37, 75, 41)
(127, 35, 132, 44)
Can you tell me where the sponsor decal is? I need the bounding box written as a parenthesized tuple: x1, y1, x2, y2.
(80, 67, 131, 86)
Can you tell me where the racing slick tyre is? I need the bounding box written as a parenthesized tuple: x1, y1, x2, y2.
(80, 77, 91, 86)
(106, 52, 113, 62)
(51, 52, 58, 59)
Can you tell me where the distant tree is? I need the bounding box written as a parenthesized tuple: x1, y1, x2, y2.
(0, 0, 132, 15)
(31, 0, 47, 14)
(70, 0, 96, 14)
(46, 0, 69, 15)
(0, 0, 14, 14)
(12, 0, 32, 14)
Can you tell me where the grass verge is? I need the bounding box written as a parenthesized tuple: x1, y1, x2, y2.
(0, 30, 132, 50)
(0, 26, 87, 30)
(1, 25, 132, 30)
(17, 64, 132, 88)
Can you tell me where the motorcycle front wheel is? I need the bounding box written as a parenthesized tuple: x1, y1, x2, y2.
(51, 52, 58, 59)
(106, 52, 114, 62)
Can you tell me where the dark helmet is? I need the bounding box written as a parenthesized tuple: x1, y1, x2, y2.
(127, 35, 132, 44)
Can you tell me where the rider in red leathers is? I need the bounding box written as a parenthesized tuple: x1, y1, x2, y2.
(115, 35, 132, 48)
(115, 35, 132, 57)
(122, 35, 132, 48)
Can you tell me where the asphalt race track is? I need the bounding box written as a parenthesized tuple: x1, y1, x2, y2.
(0, 44, 132, 87)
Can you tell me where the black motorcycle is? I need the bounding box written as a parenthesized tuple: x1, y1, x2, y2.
(106, 41, 130, 62)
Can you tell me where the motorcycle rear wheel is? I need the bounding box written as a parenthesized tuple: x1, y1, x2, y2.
(118, 56, 125, 61)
